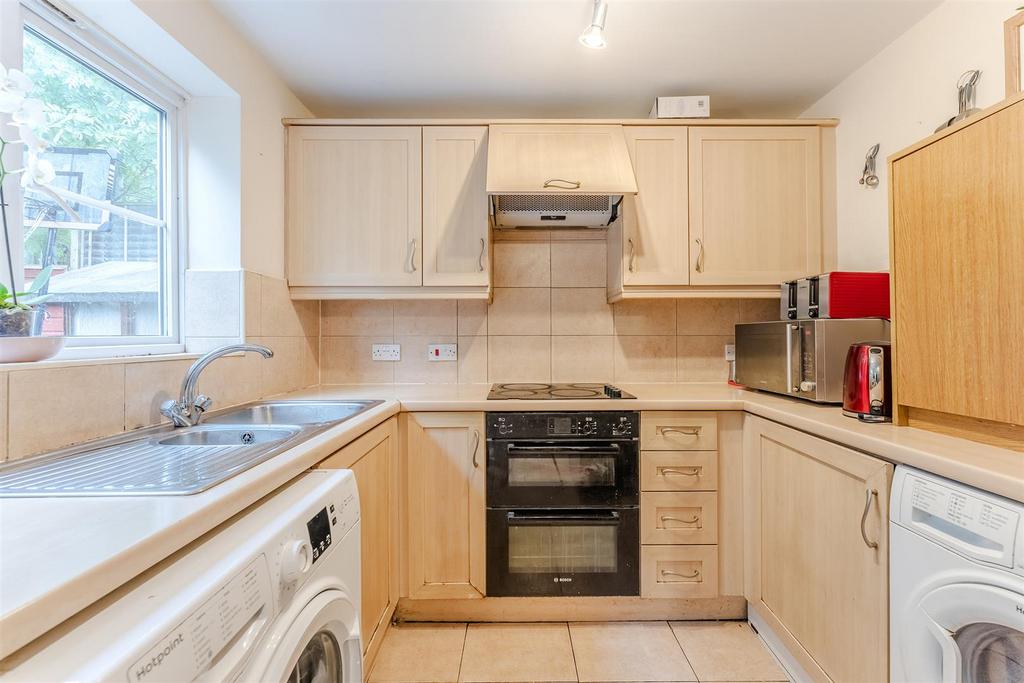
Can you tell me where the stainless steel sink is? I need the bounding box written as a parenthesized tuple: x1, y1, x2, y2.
(0, 399, 384, 497)
(205, 400, 379, 426)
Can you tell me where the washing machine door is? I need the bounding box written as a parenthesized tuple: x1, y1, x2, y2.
(915, 582, 1024, 683)
(246, 589, 362, 683)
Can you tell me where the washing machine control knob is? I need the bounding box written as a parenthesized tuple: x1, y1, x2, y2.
(280, 539, 311, 584)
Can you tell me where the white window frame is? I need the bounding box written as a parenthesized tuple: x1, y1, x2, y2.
(17, 2, 188, 358)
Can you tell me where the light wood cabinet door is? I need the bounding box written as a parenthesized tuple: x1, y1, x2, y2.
(422, 127, 490, 287)
(688, 127, 821, 285)
(404, 412, 486, 599)
(486, 124, 638, 194)
(287, 126, 422, 287)
(316, 419, 398, 663)
(744, 416, 891, 683)
(621, 127, 689, 285)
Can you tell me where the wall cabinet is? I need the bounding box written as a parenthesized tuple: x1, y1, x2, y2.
(403, 412, 486, 599)
(316, 418, 399, 670)
(287, 125, 490, 299)
(744, 415, 891, 683)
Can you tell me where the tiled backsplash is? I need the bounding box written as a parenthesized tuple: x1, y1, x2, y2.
(320, 233, 777, 384)
(0, 272, 319, 462)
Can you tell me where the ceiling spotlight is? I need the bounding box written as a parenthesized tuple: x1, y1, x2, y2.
(579, 0, 608, 49)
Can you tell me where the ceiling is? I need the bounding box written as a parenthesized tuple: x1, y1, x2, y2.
(211, 0, 940, 118)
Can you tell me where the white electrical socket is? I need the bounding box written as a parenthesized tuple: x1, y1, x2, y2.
(372, 344, 401, 361)
(724, 344, 736, 361)
(427, 343, 457, 361)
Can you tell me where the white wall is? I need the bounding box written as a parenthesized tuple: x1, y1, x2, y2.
(802, 1, 1019, 271)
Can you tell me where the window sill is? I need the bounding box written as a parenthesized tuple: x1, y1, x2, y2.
(0, 345, 198, 373)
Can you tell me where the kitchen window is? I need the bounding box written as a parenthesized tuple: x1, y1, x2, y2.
(16, 10, 184, 353)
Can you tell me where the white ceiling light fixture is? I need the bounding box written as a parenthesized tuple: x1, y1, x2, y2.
(579, 0, 609, 49)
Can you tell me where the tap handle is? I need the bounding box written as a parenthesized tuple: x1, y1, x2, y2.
(194, 395, 213, 413)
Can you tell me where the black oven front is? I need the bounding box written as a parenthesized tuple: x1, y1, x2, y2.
(485, 412, 640, 597)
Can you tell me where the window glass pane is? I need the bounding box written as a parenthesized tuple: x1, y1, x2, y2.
(21, 28, 168, 339)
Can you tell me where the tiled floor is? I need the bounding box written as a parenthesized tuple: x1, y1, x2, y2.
(368, 620, 790, 683)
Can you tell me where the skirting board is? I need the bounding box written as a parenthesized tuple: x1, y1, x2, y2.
(395, 595, 746, 622)
(748, 602, 812, 683)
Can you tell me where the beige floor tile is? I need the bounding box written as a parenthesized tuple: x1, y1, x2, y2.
(369, 623, 467, 682)
(459, 623, 577, 682)
(669, 621, 787, 682)
(570, 622, 696, 682)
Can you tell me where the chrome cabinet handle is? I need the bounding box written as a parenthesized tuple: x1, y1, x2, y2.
(660, 467, 701, 477)
(478, 238, 486, 272)
(860, 488, 879, 549)
(658, 426, 702, 437)
(694, 238, 705, 273)
(543, 178, 581, 189)
(661, 569, 700, 580)
(471, 429, 480, 468)
(627, 238, 636, 272)
(406, 239, 418, 273)
(660, 515, 699, 525)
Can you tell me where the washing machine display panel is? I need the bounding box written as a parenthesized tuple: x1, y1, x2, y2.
(127, 556, 272, 683)
(307, 507, 332, 563)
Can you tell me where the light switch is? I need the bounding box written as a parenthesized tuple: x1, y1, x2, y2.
(724, 344, 736, 361)
(372, 344, 400, 361)
(427, 343, 457, 361)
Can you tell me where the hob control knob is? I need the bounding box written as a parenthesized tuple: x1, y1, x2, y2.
(281, 539, 311, 584)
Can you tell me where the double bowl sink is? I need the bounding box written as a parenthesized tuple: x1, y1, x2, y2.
(0, 400, 383, 497)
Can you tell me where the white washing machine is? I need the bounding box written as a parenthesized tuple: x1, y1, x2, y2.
(890, 466, 1024, 683)
(1, 470, 362, 683)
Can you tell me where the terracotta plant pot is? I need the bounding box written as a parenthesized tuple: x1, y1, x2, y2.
(0, 308, 42, 337)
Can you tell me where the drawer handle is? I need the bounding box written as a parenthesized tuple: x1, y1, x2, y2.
(471, 429, 480, 468)
(627, 238, 636, 272)
(478, 238, 486, 272)
(860, 488, 879, 549)
(660, 467, 701, 477)
(661, 515, 699, 525)
(661, 569, 700, 580)
(406, 238, 418, 273)
(543, 178, 581, 189)
(658, 426, 702, 437)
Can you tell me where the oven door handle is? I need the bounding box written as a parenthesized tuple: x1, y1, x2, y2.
(506, 445, 622, 456)
(506, 511, 621, 525)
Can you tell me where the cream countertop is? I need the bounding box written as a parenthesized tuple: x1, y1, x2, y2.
(3, 382, 1022, 662)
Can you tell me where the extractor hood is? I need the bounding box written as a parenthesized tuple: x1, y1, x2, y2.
(486, 124, 637, 228)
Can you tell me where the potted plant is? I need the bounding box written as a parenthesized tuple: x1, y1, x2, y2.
(0, 265, 51, 336)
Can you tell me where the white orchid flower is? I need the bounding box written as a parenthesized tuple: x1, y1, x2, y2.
(15, 125, 49, 154)
(11, 98, 46, 130)
(20, 153, 56, 188)
(0, 65, 32, 114)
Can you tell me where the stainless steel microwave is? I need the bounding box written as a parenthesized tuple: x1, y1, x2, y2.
(735, 319, 890, 403)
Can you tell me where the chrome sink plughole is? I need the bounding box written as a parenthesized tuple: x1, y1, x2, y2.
(0, 400, 383, 497)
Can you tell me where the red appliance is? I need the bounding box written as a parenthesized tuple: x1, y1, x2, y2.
(796, 272, 890, 319)
(843, 341, 892, 422)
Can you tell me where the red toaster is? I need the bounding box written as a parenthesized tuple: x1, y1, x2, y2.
(843, 341, 892, 422)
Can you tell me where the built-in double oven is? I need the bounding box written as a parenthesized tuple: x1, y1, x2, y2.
(485, 412, 640, 597)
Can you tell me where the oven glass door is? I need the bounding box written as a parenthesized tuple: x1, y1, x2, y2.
(486, 508, 639, 597)
(487, 441, 638, 507)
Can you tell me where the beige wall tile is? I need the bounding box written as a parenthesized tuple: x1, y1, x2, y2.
(185, 270, 241, 338)
(395, 336, 458, 384)
(459, 623, 577, 682)
(369, 623, 466, 683)
(9, 364, 125, 459)
(669, 622, 787, 682)
(569, 622, 696, 682)
(0, 372, 8, 462)
(493, 241, 550, 287)
(322, 301, 395, 337)
(551, 288, 613, 335)
(303, 334, 320, 387)
(676, 299, 743, 336)
(395, 300, 457, 336)
(321, 337, 395, 384)
(243, 270, 261, 338)
(488, 336, 550, 382)
(551, 240, 606, 287)
(254, 336, 309, 396)
(613, 335, 676, 383)
(614, 299, 676, 335)
(457, 300, 488, 336)
(552, 336, 613, 382)
(260, 275, 318, 337)
(740, 297, 781, 323)
(488, 288, 550, 336)
(124, 359, 193, 430)
(458, 336, 488, 383)
(200, 352, 264, 410)
(677, 335, 733, 382)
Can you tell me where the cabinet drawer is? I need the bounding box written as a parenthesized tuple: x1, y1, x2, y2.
(641, 412, 718, 450)
(641, 492, 718, 544)
(641, 545, 718, 598)
(641, 451, 717, 491)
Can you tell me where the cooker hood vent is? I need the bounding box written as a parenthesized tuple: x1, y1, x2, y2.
(491, 194, 622, 229)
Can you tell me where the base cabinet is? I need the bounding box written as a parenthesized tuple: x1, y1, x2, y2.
(403, 412, 486, 599)
(744, 415, 892, 683)
(316, 418, 399, 670)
